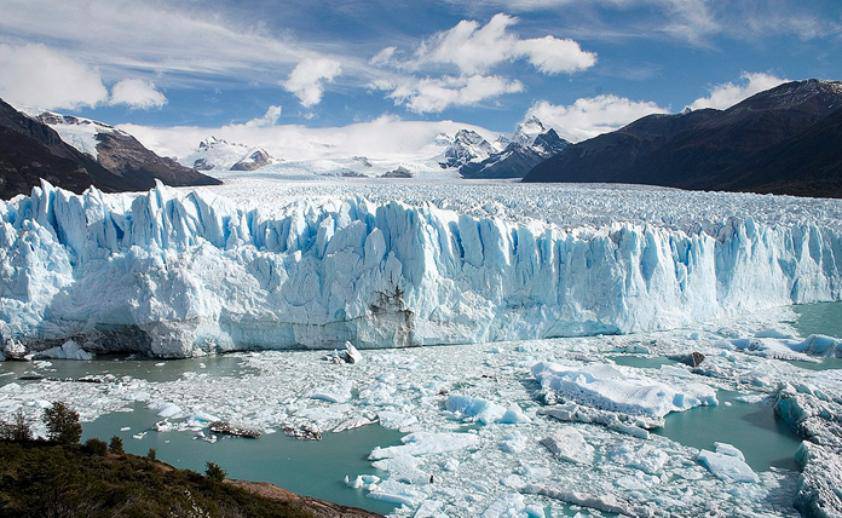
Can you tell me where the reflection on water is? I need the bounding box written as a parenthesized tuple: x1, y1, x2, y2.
(81, 405, 403, 515)
(655, 391, 802, 472)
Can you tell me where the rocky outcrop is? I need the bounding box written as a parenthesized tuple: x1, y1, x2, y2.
(231, 149, 273, 171)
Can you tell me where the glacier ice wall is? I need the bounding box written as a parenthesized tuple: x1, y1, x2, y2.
(1, 181, 840, 357)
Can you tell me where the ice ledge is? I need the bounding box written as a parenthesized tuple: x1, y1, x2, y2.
(1, 181, 840, 358)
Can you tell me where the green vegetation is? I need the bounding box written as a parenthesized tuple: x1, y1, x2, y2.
(0, 411, 32, 442)
(0, 440, 316, 517)
(108, 435, 124, 455)
(0, 403, 377, 517)
(206, 461, 227, 482)
(83, 438, 108, 456)
(43, 402, 82, 445)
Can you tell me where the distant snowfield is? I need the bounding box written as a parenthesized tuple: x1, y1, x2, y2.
(1, 176, 840, 358)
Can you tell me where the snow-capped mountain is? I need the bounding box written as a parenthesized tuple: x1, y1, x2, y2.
(0, 99, 219, 199)
(36, 112, 119, 159)
(440, 129, 499, 168)
(511, 115, 547, 146)
(444, 118, 569, 179)
(183, 136, 276, 172)
(231, 148, 274, 171)
(36, 111, 221, 191)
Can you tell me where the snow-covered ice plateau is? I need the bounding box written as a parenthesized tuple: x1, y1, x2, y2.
(1, 178, 840, 358)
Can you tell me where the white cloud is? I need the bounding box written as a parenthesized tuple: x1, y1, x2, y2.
(244, 105, 283, 127)
(0, 43, 108, 110)
(370, 46, 397, 66)
(513, 36, 597, 74)
(109, 78, 167, 109)
(411, 13, 595, 75)
(119, 115, 498, 163)
(688, 72, 788, 110)
(525, 95, 668, 142)
(282, 58, 342, 107)
(377, 74, 523, 113)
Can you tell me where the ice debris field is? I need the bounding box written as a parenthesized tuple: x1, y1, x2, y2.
(1, 177, 842, 516)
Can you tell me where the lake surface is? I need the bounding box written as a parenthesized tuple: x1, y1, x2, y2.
(81, 405, 404, 515)
(655, 391, 802, 472)
(793, 301, 842, 339)
(0, 355, 255, 386)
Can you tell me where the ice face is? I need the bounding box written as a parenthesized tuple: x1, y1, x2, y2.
(1, 179, 840, 357)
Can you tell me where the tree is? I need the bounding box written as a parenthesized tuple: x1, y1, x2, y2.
(42, 402, 82, 445)
(84, 438, 108, 455)
(0, 410, 32, 442)
(205, 462, 226, 482)
(108, 436, 124, 455)
(146, 448, 157, 461)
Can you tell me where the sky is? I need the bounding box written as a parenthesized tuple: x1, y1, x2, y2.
(0, 0, 840, 156)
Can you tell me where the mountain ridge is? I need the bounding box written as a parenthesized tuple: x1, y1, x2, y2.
(524, 79, 842, 198)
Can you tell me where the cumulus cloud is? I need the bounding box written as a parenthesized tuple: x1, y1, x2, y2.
(282, 58, 342, 107)
(0, 43, 108, 110)
(376, 74, 523, 113)
(410, 13, 595, 75)
(244, 105, 283, 127)
(688, 72, 788, 110)
(109, 78, 167, 109)
(525, 95, 668, 142)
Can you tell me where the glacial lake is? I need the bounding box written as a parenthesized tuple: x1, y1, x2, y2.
(790, 301, 842, 370)
(655, 390, 802, 472)
(81, 404, 404, 515)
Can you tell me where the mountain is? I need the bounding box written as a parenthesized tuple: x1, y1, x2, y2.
(458, 118, 569, 179)
(184, 136, 276, 172)
(0, 99, 219, 199)
(0, 99, 112, 197)
(524, 79, 842, 198)
(38, 112, 221, 191)
(440, 129, 498, 168)
(230, 148, 274, 171)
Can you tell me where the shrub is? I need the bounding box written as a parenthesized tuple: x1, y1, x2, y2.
(0, 411, 32, 442)
(108, 436, 124, 455)
(146, 448, 157, 461)
(205, 462, 226, 482)
(83, 438, 108, 456)
(43, 402, 82, 445)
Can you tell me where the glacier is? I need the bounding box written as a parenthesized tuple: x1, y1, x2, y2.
(1, 179, 841, 358)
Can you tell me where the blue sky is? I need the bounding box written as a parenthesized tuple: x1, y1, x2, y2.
(0, 0, 840, 140)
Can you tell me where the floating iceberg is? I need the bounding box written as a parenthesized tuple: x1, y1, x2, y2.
(532, 361, 717, 418)
(1, 180, 840, 357)
(697, 443, 759, 483)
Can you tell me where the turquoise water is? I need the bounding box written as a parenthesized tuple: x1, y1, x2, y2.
(0, 355, 255, 387)
(793, 301, 842, 339)
(655, 391, 802, 472)
(609, 355, 678, 369)
(789, 301, 842, 370)
(81, 405, 403, 515)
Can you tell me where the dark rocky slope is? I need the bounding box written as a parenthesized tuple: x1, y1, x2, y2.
(0, 99, 220, 199)
(524, 80, 842, 198)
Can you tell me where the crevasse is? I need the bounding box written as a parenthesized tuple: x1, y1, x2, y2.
(0, 181, 840, 357)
